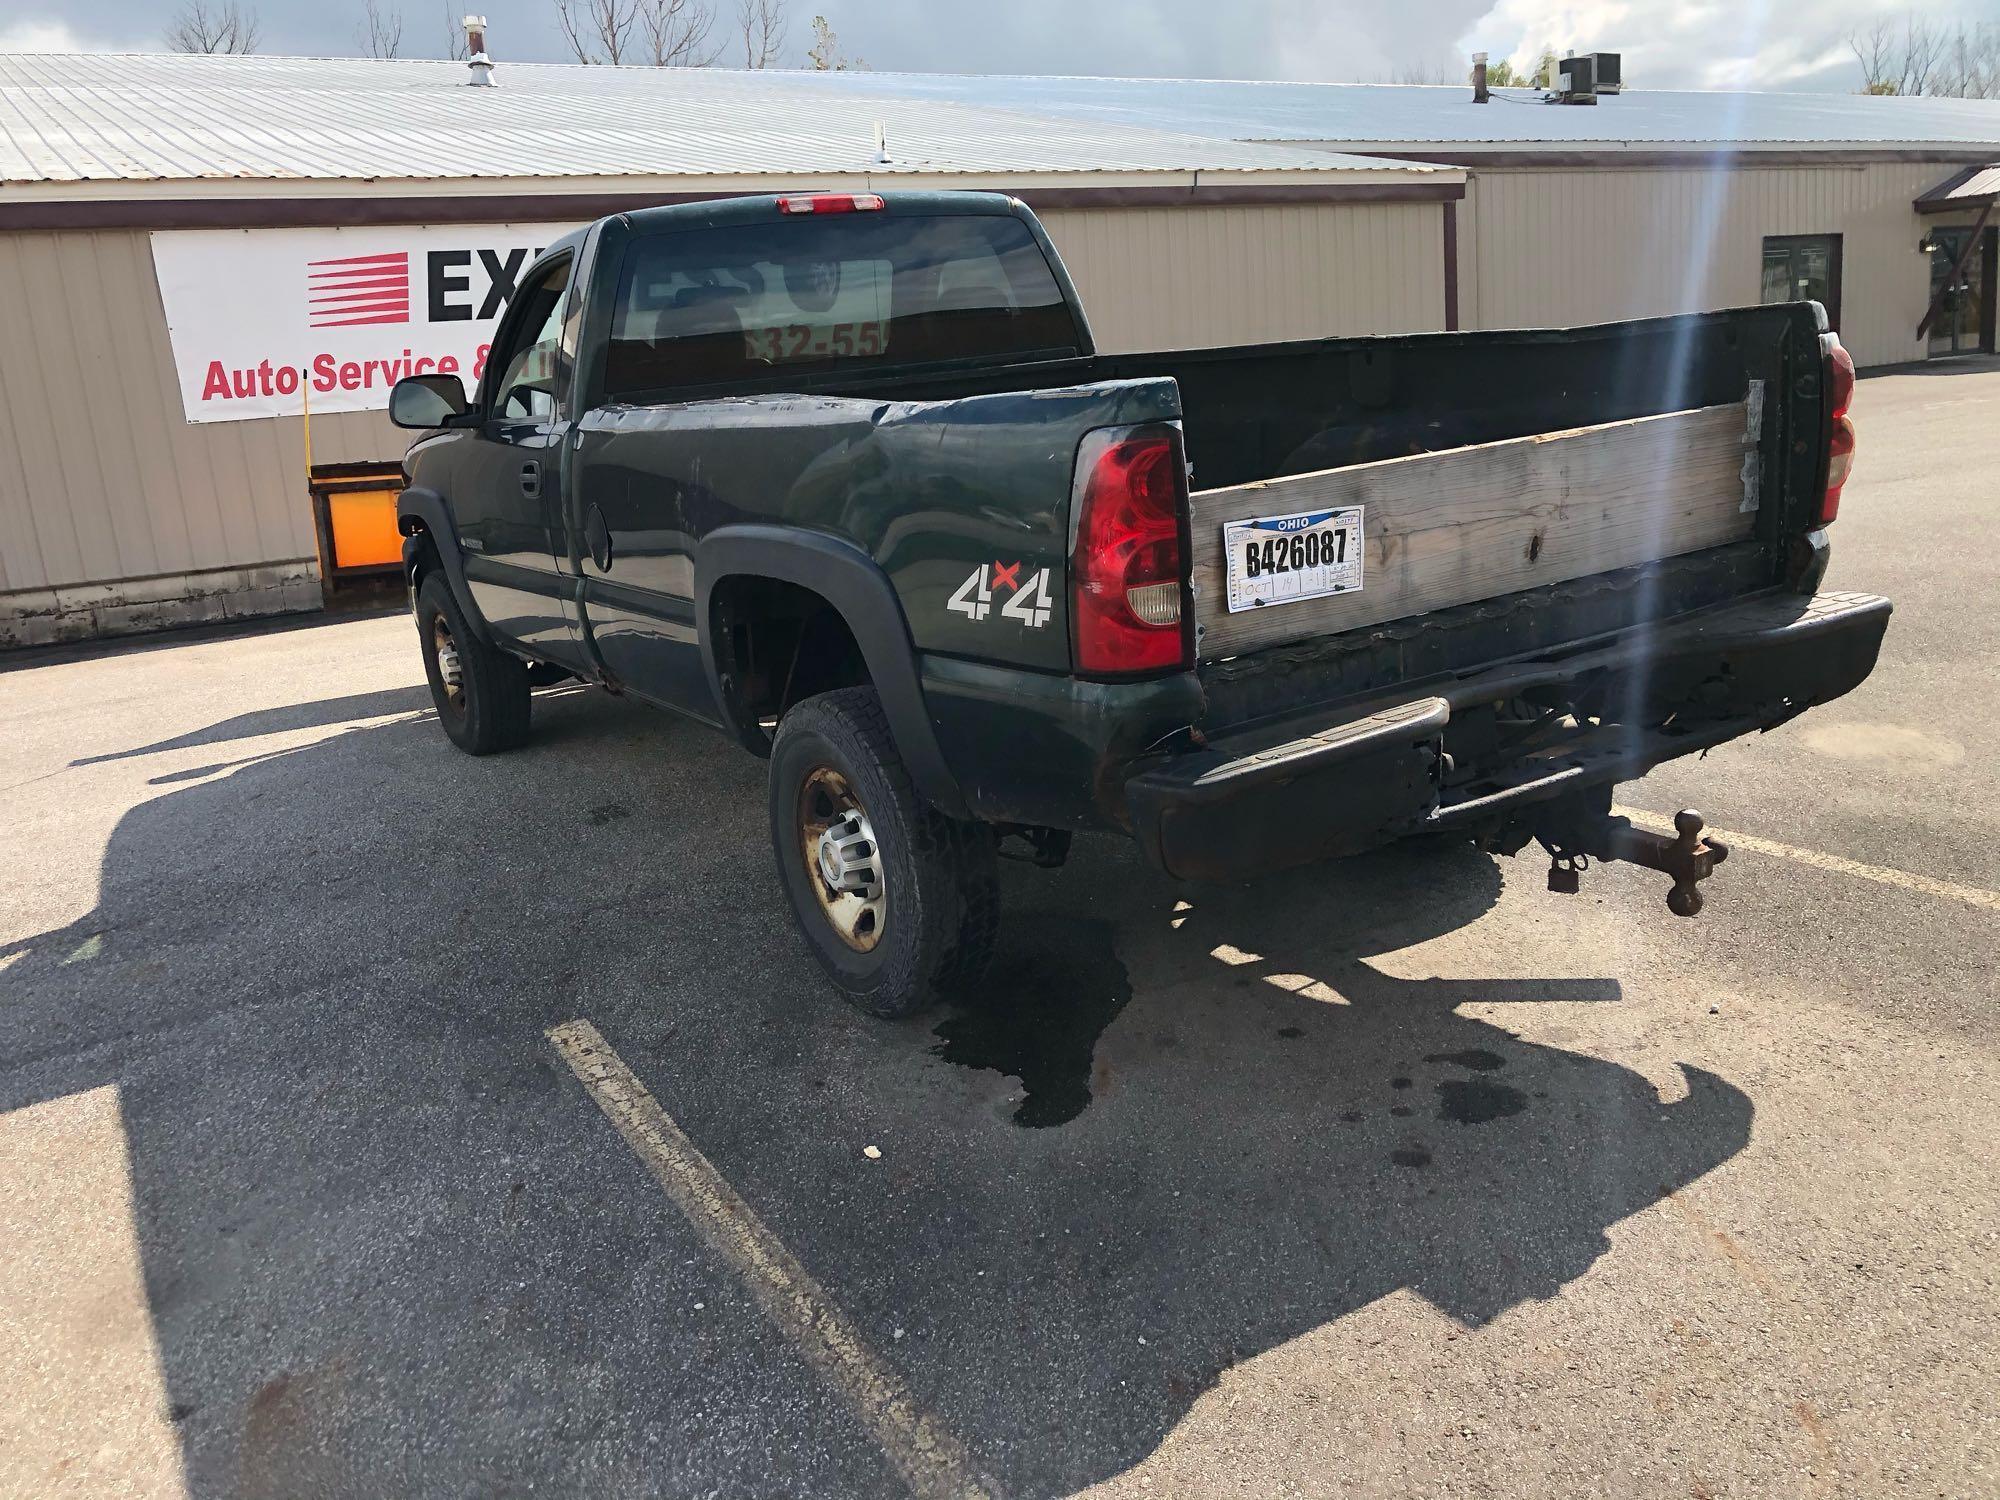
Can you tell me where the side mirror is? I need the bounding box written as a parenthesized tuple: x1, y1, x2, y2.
(389, 373, 470, 429)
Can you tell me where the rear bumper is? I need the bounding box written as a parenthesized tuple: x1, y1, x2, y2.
(1125, 589, 1891, 883)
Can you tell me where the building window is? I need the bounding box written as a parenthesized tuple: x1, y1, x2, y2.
(1761, 234, 1842, 331)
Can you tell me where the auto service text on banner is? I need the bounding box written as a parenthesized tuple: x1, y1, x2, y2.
(150, 224, 583, 424)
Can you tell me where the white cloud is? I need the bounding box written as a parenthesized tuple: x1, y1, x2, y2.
(820, 0, 1970, 92)
(1451, 0, 1975, 91)
(0, 19, 101, 52)
(13, 0, 1989, 92)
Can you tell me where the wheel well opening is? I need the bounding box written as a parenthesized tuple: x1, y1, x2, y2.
(711, 576, 870, 741)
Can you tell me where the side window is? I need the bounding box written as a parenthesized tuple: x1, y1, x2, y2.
(491, 258, 571, 420)
(1760, 234, 1841, 331)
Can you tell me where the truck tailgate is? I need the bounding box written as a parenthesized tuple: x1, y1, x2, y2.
(1189, 399, 1760, 663)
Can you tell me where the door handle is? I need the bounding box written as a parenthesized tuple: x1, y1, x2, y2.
(585, 503, 613, 572)
(519, 460, 542, 500)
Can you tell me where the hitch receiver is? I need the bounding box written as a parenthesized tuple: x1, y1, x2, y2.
(1531, 796, 1731, 917)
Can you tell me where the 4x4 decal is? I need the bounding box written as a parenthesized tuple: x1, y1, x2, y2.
(948, 563, 1053, 629)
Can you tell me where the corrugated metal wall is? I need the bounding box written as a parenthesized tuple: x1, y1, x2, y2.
(1457, 161, 1950, 369)
(0, 228, 397, 600)
(0, 203, 1444, 623)
(1037, 201, 1445, 352)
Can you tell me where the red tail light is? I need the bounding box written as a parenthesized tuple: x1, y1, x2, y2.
(777, 193, 884, 215)
(1070, 425, 1189, 677)
(1818, 336, 1856, 526)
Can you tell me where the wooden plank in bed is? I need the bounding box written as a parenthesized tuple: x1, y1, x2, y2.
(1188, 401, 1755, 661)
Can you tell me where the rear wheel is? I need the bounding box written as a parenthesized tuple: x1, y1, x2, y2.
(770, 687, 998, 1017)
(415, 571, 532, 755)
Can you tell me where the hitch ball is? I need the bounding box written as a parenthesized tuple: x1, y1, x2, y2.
(1661, 809, 1728, 919)
(1531, 802, 1730, 917)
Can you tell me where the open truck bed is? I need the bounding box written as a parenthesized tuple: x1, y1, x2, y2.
(1101, 310, 1884, 895)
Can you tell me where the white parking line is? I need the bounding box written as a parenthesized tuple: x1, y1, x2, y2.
(546, 1020, 989, 1500)
(1614, 806, 2000, 915)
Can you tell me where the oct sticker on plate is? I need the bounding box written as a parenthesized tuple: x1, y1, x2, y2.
(1222, 506, 1364, 614)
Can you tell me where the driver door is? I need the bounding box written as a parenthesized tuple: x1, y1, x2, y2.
(455, 253, 582, 666)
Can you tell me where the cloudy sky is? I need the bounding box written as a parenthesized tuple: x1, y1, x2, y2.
(2, 0, 1992, 93)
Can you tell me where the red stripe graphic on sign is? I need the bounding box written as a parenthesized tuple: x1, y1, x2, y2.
(307, 251, 410, 328)
(308, 280, 406, 298)
(315, 308, 412, 327)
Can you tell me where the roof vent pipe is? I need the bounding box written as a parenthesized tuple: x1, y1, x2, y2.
(1471, 51, 1489, 103)
(464, 15, 495, 86)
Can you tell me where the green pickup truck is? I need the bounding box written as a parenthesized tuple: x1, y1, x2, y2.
(390, 189, 1887, 1016)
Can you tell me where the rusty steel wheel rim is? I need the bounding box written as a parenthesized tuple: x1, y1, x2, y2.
(797, 766, 886, 953)
(432, 615, 466, 714)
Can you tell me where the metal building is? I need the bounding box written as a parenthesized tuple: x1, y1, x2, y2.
(822, 71, 2000, 367)
(0, 55, 1459, 645)
(1, 53, 1996, 645)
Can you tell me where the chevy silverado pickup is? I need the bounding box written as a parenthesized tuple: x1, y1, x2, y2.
(390, 190, 1887, 1015)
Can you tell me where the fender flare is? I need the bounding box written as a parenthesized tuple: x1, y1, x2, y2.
(694, 525, 969, 820)
(396, 487, 494, 643)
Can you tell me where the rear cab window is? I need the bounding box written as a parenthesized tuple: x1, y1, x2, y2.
(602, 211, 1082, 401)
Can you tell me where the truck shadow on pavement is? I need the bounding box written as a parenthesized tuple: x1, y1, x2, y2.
(0, 685, 1753, 1499)
(66, 686, 434, 769)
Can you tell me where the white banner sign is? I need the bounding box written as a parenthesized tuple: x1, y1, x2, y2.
(150, 223, 584, 424)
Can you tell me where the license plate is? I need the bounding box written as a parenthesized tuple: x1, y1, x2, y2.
(1222, 506, 1364, 614)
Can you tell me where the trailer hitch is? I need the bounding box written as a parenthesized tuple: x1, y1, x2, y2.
(1535, 803, 1730, 917)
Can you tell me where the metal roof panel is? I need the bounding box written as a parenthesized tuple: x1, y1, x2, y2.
(0, 54, 1447, 187)
(797, 70, 2000, 150)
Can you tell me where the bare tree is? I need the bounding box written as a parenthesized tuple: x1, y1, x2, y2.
(1903, 17, 1946, 94)
(442, 5, 467, 59)
(1850, 17, 1899, 93)
(1936, 20, 2000, 98)
(805, 12, 860, 70)
(1846, 13, 1996, 97)
(737, 0, 786, 68)
(552, 0, 638, 63)
(638, 0, 718, 66)
(552, 0, 722, 65)
(1385, 58, 1458, 85)
(164, 0, 262, 53)
(360, 0, 404, 58)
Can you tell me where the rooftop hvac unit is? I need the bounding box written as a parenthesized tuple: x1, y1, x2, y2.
(1555, 54, 1599, 104)
(1592, 52, 1623, 94)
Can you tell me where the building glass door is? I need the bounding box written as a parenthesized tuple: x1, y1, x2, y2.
(1928, 226, 1995, 357)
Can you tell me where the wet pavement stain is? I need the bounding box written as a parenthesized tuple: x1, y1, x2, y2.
(1424, 1048, 1506, 1071)
(1391, 1146, 1432, 1169)
(1276, 1026, 1303, 1039)
(586, 803, 630, 827)
(1391, 1076, 1413, 1090)
(1436, 1077, 1529, 1125)
(932, 916, 1132, 1128)
(1426, 1045, 1527, 1124)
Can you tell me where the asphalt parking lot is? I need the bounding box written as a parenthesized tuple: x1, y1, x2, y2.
(3, 360, 1996, 1500)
